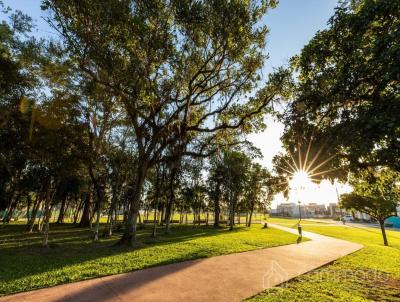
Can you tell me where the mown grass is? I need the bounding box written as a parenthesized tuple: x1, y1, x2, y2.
(248, 220, 400, 302)
(267, 217, 333, 226)
(0, 222, 298, 296)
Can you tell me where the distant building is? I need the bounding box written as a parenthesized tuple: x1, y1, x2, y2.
(304, 203, 326, 218)
(273, 201, 372, 220)
(276, 203, 300, 217)
(327, 203, 341, 218)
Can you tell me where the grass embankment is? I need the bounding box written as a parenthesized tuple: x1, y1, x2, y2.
(0, 223, 297, 296)
(248, 219, 400, 302)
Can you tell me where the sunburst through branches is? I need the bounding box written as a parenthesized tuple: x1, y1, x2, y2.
(275, 137, 340, 200)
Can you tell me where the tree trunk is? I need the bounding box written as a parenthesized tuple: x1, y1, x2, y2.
(152, 207, 158, 238)
(214, 198, 220, 228)
(118, 162, 148, 246)
(105, 201, 115, 238)
(152, 168, 160, 238)
(198, 209, 201, 226)
(164, 170, 176, 234)
(229, 195, 235, 231)
(56, 196, 68, 224)
(248, 204, 254, 227)
(379, 220, 389, 246)
(27, 195, 41, 232)
(160, 206, 165, 226)
(42, 187, 54, 248)
(93, 207, 101, 242)
(3, 192, 20, 223)
(37, 202, 45, 232)
(213, 185, 221, 228)
(79, 192, 92, 227)
(2, 180, 17, 223)
(72, 194, 83, 224)
(26, 195, 32, 223)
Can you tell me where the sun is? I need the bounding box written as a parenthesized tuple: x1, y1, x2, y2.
(289, 170, 312, 191)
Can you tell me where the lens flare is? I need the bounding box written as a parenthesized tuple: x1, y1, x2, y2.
(289, 170, 312, 190)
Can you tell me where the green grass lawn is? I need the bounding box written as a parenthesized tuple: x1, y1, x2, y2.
(248, 219, 400, 302)
(0, 222, 298, 296)
(267, 217, 334, 226)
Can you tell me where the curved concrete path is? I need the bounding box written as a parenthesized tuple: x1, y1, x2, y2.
(0, 224, 362, 302)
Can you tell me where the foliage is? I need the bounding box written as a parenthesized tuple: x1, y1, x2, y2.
(280, 0, 400, 174)
(340, 168, 399, 245)
(341, 168, 400, 222)
(0, 223, 298, 296)
(41, 0, 289, 244)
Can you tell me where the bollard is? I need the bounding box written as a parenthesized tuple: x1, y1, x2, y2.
(297, 225, 302, 236)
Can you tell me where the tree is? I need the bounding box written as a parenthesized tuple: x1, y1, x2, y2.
(281, 0, 400, 173)
(0, 7, 41, 218)
(208, 155, 225, 227)
(340, 168, 400, 246)
(245, 163, 271, 226)
(43, 0, 288, 245)
(219, 151, 251, 230)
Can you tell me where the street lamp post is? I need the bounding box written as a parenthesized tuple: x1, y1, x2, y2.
(298, 201, 302, 223)
(298, 200, 302, 237)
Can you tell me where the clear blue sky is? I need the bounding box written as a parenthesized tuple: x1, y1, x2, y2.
(2, 0, 339, 169)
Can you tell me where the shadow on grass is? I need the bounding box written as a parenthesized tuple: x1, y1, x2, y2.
(0, 223, 253, 295)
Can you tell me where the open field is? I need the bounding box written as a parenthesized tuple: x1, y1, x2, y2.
(266, 217, 334, 226)
(0, 223, 298, 296)
(248, 219, 400, 302)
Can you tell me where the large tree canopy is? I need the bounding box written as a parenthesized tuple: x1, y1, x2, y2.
(281, 0, 400, 173)
(42, 0, 287, 245)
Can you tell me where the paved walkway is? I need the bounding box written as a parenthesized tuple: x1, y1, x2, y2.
(0, 225, 363, 302)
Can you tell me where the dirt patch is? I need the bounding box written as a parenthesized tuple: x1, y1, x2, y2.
(377, 276, 400, 289)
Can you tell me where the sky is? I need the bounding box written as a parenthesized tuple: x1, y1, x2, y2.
(2, 0, 343, 207)
(249, 0, 339, 169)
(2, 0, 339, 170)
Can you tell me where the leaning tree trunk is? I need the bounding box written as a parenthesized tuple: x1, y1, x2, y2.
(2, 180, 17, 223)
(379, 220, 389, 246)
(73, 195, 83, 224)
(3, 192, 20, 223)
(118, 161, 148, 246)
(248, 203, 255, 227)
(27, 195, 41, 232)
(79, 192, 92, 227)
(56, 196, 68, 224)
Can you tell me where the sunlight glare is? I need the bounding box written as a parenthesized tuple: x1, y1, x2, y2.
(289, 170, 312, 190)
